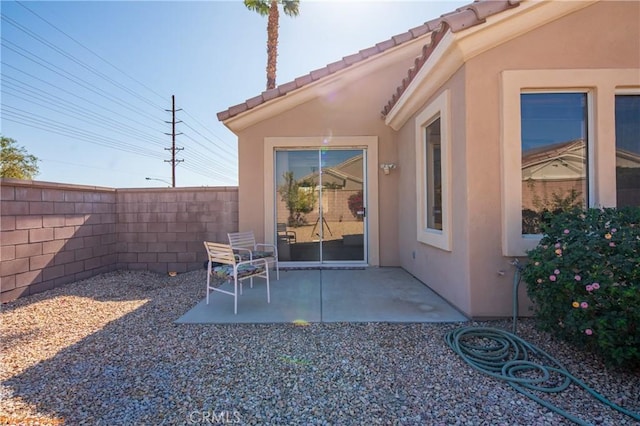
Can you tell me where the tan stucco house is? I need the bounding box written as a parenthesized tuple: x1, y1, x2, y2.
(217, 0, 640, 318)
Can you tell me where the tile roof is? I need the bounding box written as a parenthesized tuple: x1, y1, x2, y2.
(217, 0, 521, 123)
(381, 0, 520, 117)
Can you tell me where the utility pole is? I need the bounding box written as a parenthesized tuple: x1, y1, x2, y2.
(164, 95, 183, 187)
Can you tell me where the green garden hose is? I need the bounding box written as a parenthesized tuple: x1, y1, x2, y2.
(444, 326, 640, 425)
(511, 258, 523, 334)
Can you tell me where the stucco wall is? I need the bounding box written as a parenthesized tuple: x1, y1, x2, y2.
(463, 0, 639, 317)
(224, 1, 638, 317)
(395, 67, 472, 314)
(0, 179, 238, 302)
(235, 53, 418, 266)
(394, 0, 639, 318)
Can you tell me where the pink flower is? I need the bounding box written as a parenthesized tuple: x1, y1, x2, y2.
(592, 283, 600, 290)
(574, 275, 581, 281)
(585, 329, 593, 335)
(581, 301, 589, 309)
(609, 242, 616, 247)
(586, 284, 593, 292)
(549, 275, 557, 282)
(563, 229, 570, 234)
(611, 228, 617, 233)
(554, 269, 561, 275)
(555, 243, 561, 248)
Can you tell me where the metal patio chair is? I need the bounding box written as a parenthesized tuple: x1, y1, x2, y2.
(277, 222, 297, 243)
(227, 231, 279, 280)
(204, 241, 270, 314)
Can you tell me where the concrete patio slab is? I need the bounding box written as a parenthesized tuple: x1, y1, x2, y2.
(176, 267, 467, 324)
(320, 268, 467, 322)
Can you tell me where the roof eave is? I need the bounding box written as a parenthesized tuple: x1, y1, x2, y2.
(384, 30, 460, 131)
(219, 34, 431, 133)
(384, 0, 598, 131)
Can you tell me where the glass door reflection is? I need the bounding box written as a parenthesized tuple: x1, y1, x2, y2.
(275, 149, 366, 264)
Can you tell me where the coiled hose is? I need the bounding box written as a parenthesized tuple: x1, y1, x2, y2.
(444, 326, 640, 425)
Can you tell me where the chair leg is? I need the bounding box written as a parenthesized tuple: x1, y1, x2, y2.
(206, 262, 211, 304)
(266, 268, 270, 303)
(233, 277, 238, 314)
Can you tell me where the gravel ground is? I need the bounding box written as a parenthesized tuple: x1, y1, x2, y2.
(1, 270, 638, 426)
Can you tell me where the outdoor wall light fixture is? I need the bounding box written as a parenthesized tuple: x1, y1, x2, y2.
(380, 163, 397, 175)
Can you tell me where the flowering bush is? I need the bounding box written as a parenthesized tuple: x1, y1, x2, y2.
(348, 190, 363, 221)
(522, 207, 640, 369)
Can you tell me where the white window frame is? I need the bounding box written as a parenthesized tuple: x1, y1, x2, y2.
(415, 90, 451, 251)
(500, 69, 640, 256)
(520, 89, 593, 234)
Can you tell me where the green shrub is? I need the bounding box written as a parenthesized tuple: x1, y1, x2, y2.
(522, 207, 640, 369)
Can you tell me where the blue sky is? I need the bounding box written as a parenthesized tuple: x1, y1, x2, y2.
(1, 0, 467, 188)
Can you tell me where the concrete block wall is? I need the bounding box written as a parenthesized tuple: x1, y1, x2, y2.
(1, 179, 239, 303)
(115, 187, 238, 274)
(1, 179, 117, 302)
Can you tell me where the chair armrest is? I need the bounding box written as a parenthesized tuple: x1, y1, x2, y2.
(233, 247, 253, 260)
(236, 257, 269, 270)
(255, 243, 276, 252)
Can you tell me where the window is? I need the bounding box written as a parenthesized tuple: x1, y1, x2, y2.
(520, 93, 589, 234)
(415, 90, 450, 251)
(426, 118, 442, 230)
(615, 95, 640, 207)
(501, 69, 638, 256)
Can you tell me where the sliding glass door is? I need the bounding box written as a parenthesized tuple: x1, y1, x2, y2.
(274, 149, 366, 264)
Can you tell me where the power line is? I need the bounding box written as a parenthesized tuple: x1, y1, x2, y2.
(180, 120, 236, 158)
(4, 70, 235, 165)
(182, 108, 237, 150)
(1, 14, 166, 111)
(0, 70, 166, 135)
(6, 114, 235, 183)
(180, 133, 237, 173)
(3, 77, 236, 175)
(4, 112, 229, 180)
(3, 2, 238, 185)
(3, 106, 163, 155)
(1, 40, 165, 124)
(2, 114, 164, 159)
(14, 0, 169, 104)
(2, 85, 167, 147)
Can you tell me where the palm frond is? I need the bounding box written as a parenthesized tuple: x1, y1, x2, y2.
(282, 0, 300, 17)
(244, 0, 270, 16)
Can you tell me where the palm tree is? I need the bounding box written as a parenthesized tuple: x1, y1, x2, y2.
(244, 0, 300, 90)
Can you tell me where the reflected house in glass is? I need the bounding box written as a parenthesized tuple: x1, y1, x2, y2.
(521, 139, 587, 234)
(616, 148, 640, 207)
(274, 151, 365, 262)
(217, 0, 640, 318)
